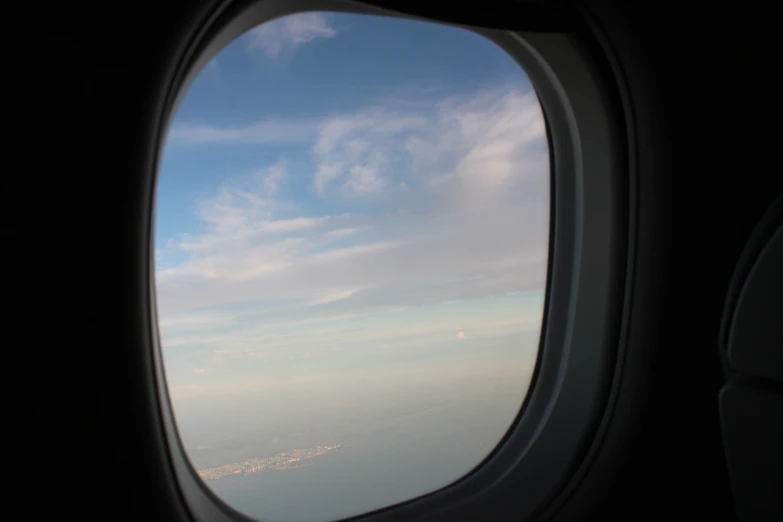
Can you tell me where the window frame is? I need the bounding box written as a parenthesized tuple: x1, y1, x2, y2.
(148, 1, 628, 521)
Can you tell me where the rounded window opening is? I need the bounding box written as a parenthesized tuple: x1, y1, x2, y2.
(154, 11, 550, 522)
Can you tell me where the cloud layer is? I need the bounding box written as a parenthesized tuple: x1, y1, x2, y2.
(160, 90, 546, 298)
(157, 84, 549, 395)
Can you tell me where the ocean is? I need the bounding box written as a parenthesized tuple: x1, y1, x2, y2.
(190, 376, 527, 522)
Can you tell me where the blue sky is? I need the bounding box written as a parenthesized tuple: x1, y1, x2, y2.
(154, 12, 549, 425)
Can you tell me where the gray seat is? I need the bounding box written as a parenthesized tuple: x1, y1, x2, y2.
(719, 195, 783, 522)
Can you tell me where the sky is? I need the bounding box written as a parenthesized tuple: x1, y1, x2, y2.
(153, 12, 550, 513)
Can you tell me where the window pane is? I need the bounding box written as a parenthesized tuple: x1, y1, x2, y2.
(155, 12, 549, 522)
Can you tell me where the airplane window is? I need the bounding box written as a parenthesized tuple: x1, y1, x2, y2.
(154, 11, 550, 522)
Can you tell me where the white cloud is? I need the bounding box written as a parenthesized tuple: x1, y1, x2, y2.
(305, 90, 546, 201)
(262, 161, 286, 195)
(257, 216, 329, 234)
(306, 288, 360, 307)
(311, 111, 427, 196)
(345, 165, 386, 194)
(246, 13, 338, 57)
(323, 227, 360, 240)
(156, 86, 550, 365)
(306, 241, 404, 264)
(167, 119, 316, 146)
(314, 163, 342, 195)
